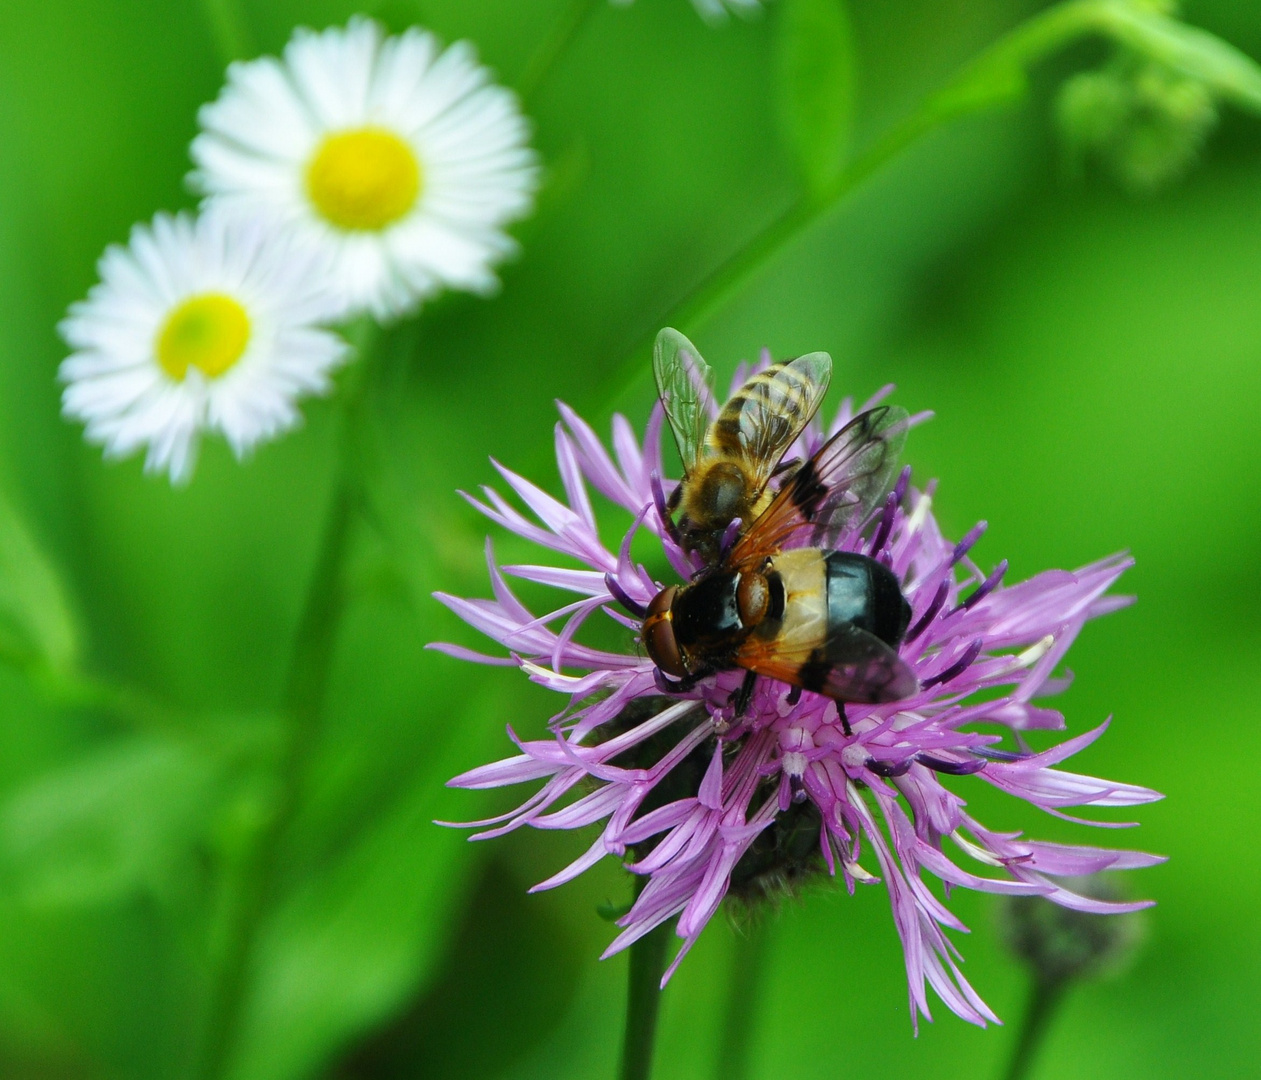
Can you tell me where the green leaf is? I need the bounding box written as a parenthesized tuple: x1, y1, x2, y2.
(775, 0, 856, 197)
(0, 492, 79, 677)
(596, 899, 633, 922)
(0, 717, 283, 909)
(0, 737, 218, 906)
(222, 684, 508, 1080)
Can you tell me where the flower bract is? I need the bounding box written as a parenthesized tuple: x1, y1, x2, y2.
(190, 17, 539, 320)
(435, 368, 1162, 1027)
(59, 209, 349, 485)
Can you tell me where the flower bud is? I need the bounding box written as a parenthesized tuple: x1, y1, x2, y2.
(727, 798, 827, 906)
(606, 696, 833, 909)
(997, 876, 1144, 987)
(1057, 56, 1218, 193)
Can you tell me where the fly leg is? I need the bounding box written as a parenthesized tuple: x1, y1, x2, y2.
(654, 666, 705, 695)
(729, 669, 757, 718)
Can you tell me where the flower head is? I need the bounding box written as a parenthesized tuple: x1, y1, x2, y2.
(191, 17, 539, 320)
(435, 363, 1162, 1027)
(612, 0, 765, 23)
(59, 208, 349, 484)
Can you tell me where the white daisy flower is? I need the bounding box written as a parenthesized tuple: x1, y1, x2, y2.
(59, 209, 350, 485)
(611, 0, 764, 22)
(190, 17, 539, 320)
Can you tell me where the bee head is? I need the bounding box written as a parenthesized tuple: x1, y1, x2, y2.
(642, 586, 686, 678)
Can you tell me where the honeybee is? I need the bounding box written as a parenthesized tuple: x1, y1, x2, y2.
(653, 328, 832, 562)
(641, 400, 918, 715)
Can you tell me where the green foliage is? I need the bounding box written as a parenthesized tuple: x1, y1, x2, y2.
(0, 737, 217, 906)
(223, 677, 509, 1080)
(0, 1, 1258, 1080)
(0, 493, 79, 676)
(1105, 2, 1261, 111)
(774, 0, 856, 196)
(0, 717, 284, 907)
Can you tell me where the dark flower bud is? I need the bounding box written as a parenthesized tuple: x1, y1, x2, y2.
(726, 798, 827, 907)
(997, 875, 1144, 987)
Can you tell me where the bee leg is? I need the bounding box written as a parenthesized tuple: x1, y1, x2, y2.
(785, 685, 803, 707)
(729, 670, 757, 717)
(837, 703, 852, 737)
(650, 470, 684, 547)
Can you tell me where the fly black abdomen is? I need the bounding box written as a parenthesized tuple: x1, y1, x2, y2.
(823, 552, 912, 648)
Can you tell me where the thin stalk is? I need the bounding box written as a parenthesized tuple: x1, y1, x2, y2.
(199, 0, 254, 65)
(712, 920, 768, 1080)
(194, 325, 378, 1080)
(619, 920, 673, 1080)
(1001, 977, 1068, 1080)
(194, 484, 355, 1080)
(518, 0, 603, 103)
(586, 0, 1229, 414)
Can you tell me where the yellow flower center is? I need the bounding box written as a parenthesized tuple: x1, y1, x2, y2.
(305, 127, 422, 231)
(156, 293, 251, 381)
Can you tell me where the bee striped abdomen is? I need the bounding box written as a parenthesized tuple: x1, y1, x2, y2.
(708, 362, 814, 456)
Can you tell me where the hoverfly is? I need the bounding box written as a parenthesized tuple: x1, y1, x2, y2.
(653, 327, 832, 562)
(642, 361, 918, 715)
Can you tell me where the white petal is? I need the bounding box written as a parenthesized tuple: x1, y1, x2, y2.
(58, 208, 350, 484)
(190, 18, 538, 320)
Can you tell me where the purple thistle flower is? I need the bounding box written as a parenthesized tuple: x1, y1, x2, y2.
(433, 371, 1162, 1028)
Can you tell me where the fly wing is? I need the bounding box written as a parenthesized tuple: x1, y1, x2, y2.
(732, 405, 909, 562)
(710, 352, 832, 496)
(653, 327, 717, 478)
(736, 623, 918, 704)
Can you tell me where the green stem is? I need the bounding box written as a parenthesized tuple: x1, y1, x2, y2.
(712, 920, 768, 1080)
(199, 0, 254, 65)
(1001, 977, 1068, 1080)
(518, 0, 602, 103)
(619, 920, 673, 1080)
(587, 0, 1261, 411)
(194, 325, 378, 1080)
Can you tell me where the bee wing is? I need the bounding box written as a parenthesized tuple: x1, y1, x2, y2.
(714, 352, 832, 495)
(732, 405, 909, 561)
(736, 623, 918, 704)
(653, 327, 717, 478)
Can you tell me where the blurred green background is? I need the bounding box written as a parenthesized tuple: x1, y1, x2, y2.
(0, 0, 1259, 1078)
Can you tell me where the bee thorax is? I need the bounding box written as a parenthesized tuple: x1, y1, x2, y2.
(686, 461, 748, 528)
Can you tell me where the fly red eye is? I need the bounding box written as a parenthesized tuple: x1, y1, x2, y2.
(643, 586, 685, 678)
